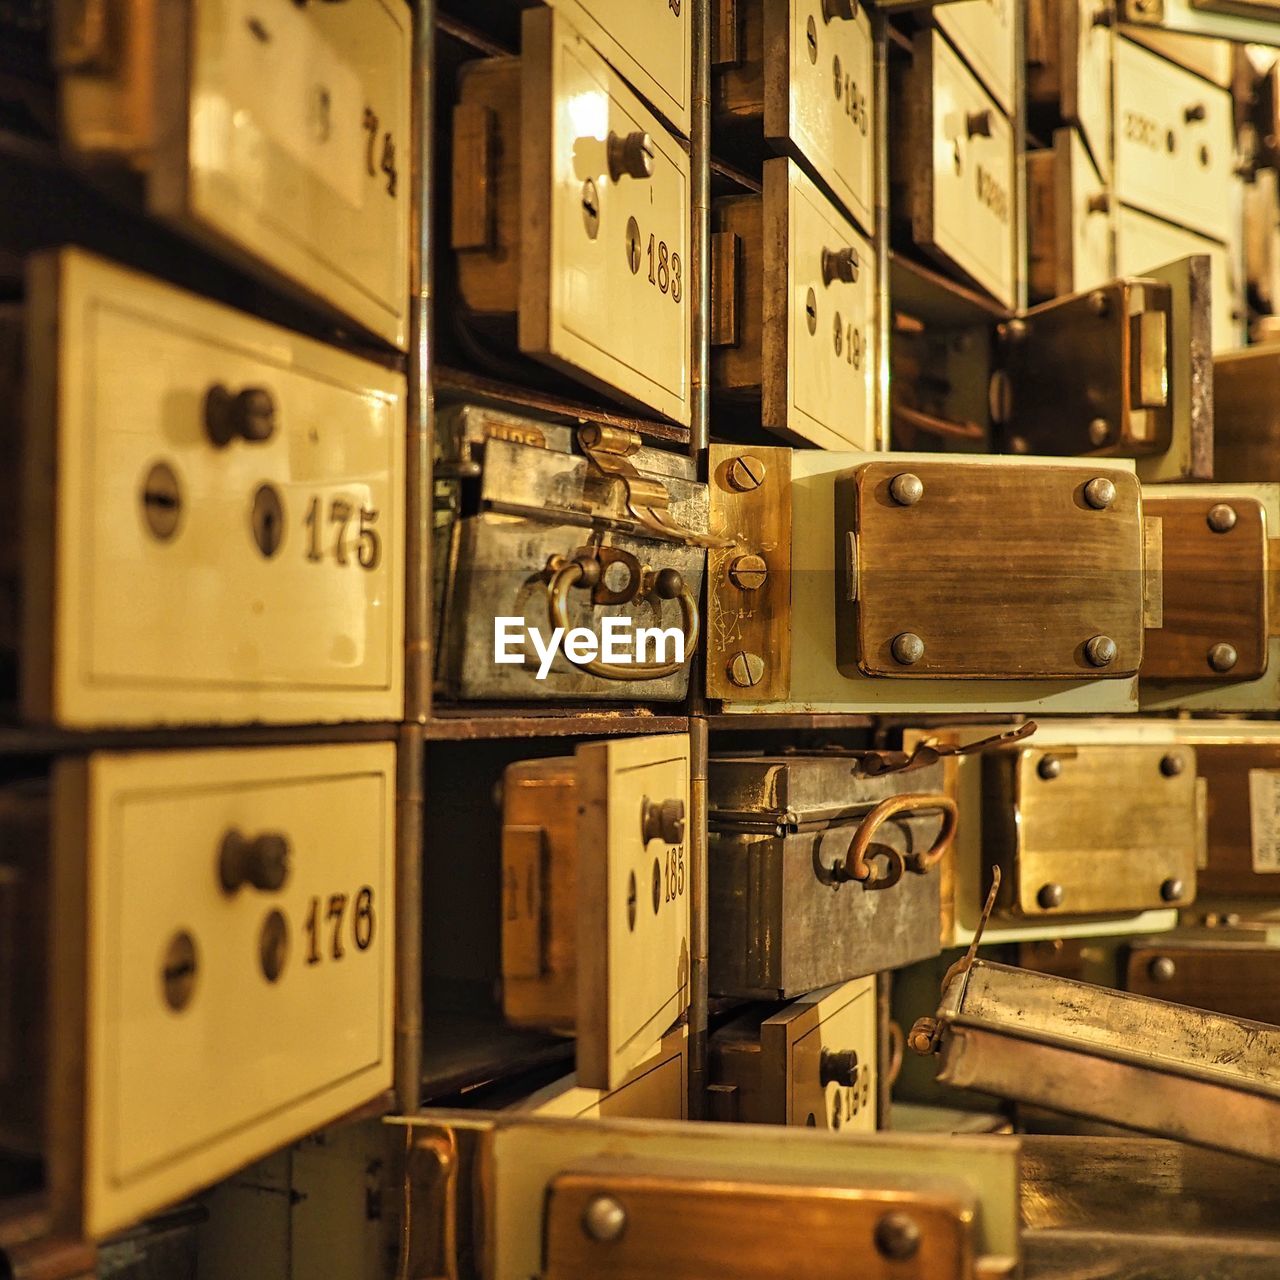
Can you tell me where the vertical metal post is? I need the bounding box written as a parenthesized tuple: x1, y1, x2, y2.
(874, 7, 892, 449)
(687, 713, 709, 1120)
(1014, 0, 1029, 315)
(407, 0, 435, 726)
(395, 724, 425, 1114)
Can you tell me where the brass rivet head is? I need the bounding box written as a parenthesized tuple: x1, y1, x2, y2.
(582, 1195, 628, 1243)
(1160, 877, 1184, 902)
(1089, 289, 1109, 316)
(874, 1212, 921, 1262)
(1149, 955, 1176, 983)
(726, 453, 766, 492)
(1160, 753, 1184, 777)
(1084, 477, 1116, 509)
(1207, 503, 1237, 533)
(1037, 755, 1062, 781)
(1085, 635, 1117, 667)
(1208, 642, 1238, 673)
(891, 632, 925, 665)
(1088, 417, 1111, 446)
(727, 650, 765, 687)
(889, 472, 923, 506)
(1037, 883, 1065, 910)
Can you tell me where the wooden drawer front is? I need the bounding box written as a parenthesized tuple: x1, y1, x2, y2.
(55, 743, 395, 1237)
(25, 249, 405, 728)
(1114, 37, 1235, 244)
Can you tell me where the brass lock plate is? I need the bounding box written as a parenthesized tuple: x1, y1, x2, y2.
(984, 744, 1200, 917)
(1141, 493, 1270, 681)
(55, 743, 395, 1238)
(543, 1169, 977, 1279)
(520, 7, 692, 426)
(1126, 941, 1280, 1024)
(707, 445, 792, 703)
(840, 460, 1145, 679)
(1001, 277, 1171, 457)
(24, 248, 406, 728)
(575, 734, 691, 1090)
(501, 758, 577, 1031)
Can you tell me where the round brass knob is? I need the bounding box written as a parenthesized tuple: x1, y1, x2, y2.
(607, 131, 654, 181)
(205, 385, 277, 446)
(219, 830, 291, 894)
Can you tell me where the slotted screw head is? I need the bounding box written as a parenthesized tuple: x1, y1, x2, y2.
(727, 650, 765, 687)
(728, 554, 768, 591)
(1084, 477, 1116, 509)
(726, 454, 766, 491)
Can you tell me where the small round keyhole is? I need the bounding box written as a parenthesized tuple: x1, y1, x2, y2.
(141, 460, 183, 541)
(251, 483, 285, 558)
(259, 909, 289, 983)
(161, 929, 198, 1012)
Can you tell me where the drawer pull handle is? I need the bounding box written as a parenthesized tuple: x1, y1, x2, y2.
(821, 246, 859, 286)
(966, 110, 993, 139)
(219, 829, 291, 894)
(641, 797, 686, 846)
(607, 131, 655, 182)
(544, 553, 699, 680)
(833, 793, 958, 889)
(1184, 102, 1207, 124)
(822, 0, 857, 20)
(205, 384, 278, 446)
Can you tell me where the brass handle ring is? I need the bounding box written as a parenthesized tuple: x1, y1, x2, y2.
(545, 557, 699, 681)
(838, 793, 958, 886)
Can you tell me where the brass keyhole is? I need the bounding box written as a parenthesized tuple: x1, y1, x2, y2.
(310, 84, 332, 143)
(627, 870, 637, 932)
(833, 310, 843, 356)
(806, 15, 817, 62)
(251, 483, 285, 558)
(259, 909, 289, 983)
(651, 857, 661, 914)
(832, 53, 842, 99)
(625, 215, 641, 274)
(805, 287, 817, 335)
(161, 929, 198, 1012)
(141, 460, 183, 541)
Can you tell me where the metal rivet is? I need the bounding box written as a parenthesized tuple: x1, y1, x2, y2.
(1084, 477, 1116, 509)
(582, 1195, 628, 1243)
(1085, 635, 1117, 667)
(1148, 956, 1176, 983)
(1038, 883, 1065, 910)
(1000, 317, 1028, 343)
(1037, 755, 1062, 781)
(1088, 417, 1110, 446)
(606, 130, 654, 181)
(1208, 642, 1238, 673)
(726, 454, 767, 491)
(889, 472, 924, 506)
(1160, 877, 1184, 902)
(1160, 753, 1184, 778)
(161, 930, 198, 1012)
(891, 632, 925, 666)
(728, 553, 768, 591)
(1089, 289, 1109, 317)
(819, 1048, 859, 1087)
(727, 650, 765, 687)
(1207, 503, 1237, 533)
(874, 1211, 921, 1262)
(141, 460, 183, 541)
